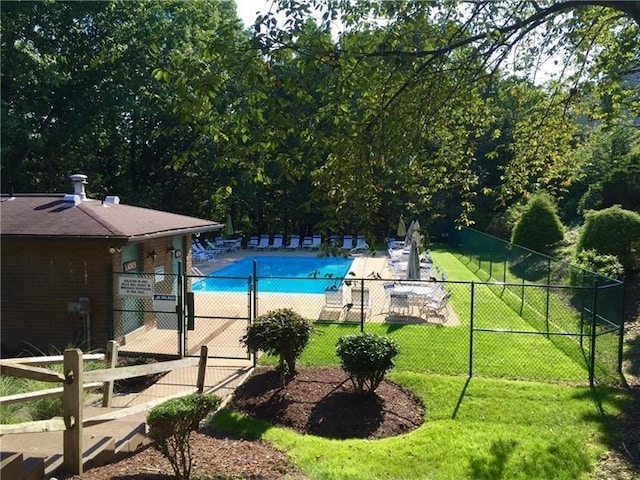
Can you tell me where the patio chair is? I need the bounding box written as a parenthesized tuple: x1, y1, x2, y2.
(389, 292, 411, 318)
(191, 243, 215, 262)
(350, 235, 369, 255)
(204, 238, 228, 254)
(246, 236, 259, 249)
(345, 286, 371, 321)
(301, 236, 313, 249)
(340, 235, 353, 250)
(255, 234, 271, 249)
(304, 234, 322, 250)
(269, 233, 284, 249)
(319, 283, 350, 321)
(419, 290, 451, 323)
(285, 234, 301, 249)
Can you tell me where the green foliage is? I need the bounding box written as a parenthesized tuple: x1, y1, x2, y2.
(147, 393, 221, 480)
(511, 193, 564, 252)
(336, 332, 399, 395)
(573, 249, 625, 280)
(485, 203, 524, 240)
(577, 205, 640, 273)
(0, 375, 27, 424)
(241, 308, 312, 377)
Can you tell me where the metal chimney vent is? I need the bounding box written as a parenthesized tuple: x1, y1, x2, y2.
(69, 173, 88, 200)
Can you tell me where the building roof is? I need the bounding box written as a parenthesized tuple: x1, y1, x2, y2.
(0, 194, 223, 241)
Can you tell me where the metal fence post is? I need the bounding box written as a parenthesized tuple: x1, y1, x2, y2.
(589, 281, 599, 387)
(63, 348, 83, 475)
(469, 282, 475, 378)
(617, 277, 627, 375)
(545, 259, 551, 337)
(360, 278, 365, 333)
(579, 271, 586, 349)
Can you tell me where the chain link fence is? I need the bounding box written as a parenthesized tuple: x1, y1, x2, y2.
(110, 234, 624, 385)
(451, 227, 625, 385)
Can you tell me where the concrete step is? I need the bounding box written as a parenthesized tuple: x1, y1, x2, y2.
(1, 410, 150, 479)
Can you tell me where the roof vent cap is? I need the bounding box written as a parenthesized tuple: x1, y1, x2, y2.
(70, 173, 88, 200)
(62, 194, 81, 206)
(104, 196, 120, 205)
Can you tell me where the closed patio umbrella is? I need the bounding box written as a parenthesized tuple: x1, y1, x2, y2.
(406, 239, 421, 281)
(225, 214, 234, 237)
(396, 215, 407, 238)
(404, 220, 415, 245)
(411, 219, 421, 244)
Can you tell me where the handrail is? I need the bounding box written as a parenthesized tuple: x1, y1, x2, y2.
(0, 343, 209, 476)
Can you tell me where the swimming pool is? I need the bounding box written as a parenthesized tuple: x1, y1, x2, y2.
(192, 255, 355, 294)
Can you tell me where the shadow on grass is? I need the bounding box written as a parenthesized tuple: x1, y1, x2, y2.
(467, 439, 518, 479)
(574, 385, 640, 473)
(451, 376, 471, 419)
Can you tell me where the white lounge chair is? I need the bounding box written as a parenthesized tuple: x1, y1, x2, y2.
(350, 235, 369, 255)
(191, 242, 215, 262)
(285, 234, 300, 249)
(246, 236, 259, 249)
(269, 233, 284, 249)
(301, 236, 313, 249)
(340, 235, 353, 250)
(304, 234, 322, 250)
(255, 234, 271, 249)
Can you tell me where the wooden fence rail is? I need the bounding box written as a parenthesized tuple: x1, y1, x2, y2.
(0, 342, 209, 475)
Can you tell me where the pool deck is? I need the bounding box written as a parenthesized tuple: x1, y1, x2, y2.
(190, 246, 459, 327)
(118, 246, 458, 356)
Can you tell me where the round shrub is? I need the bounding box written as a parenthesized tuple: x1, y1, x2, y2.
(241, 308, 312, 376)
(511, 193, 564, 252)
(147, 393, 221, 480)
(577, 205, 640, 273)
(336, 332, 399, 396)
(574, 249, 625, 280)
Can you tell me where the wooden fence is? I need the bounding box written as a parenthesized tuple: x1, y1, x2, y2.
(0, 341, 209, 475)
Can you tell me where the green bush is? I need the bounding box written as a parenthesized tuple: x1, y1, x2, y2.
(511, 193, 564, 252)
(147, 393, 221, 480)
(577, 205, 640, 273)
(336, 333, 399, 396)
(241, 308, 312, 380)
(573, 249, 625, 280)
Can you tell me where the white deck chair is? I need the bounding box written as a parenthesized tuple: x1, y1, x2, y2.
(346, 286, 371, 321)
(301, 236, 313, 249)
(389, 292, 411, 318)
(420, 290, 451, 323)
(255, 234, 271, 249)
(305, 234, 322, 249)
(269, 234, 284, 249)
(285, 234, 300, 249)
(340, 235, 353, 250)
(350, 235, 369, 255)
(246, 236, 259, 249)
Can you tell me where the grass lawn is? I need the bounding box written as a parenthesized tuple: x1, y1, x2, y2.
(213, 245, 630, 479)
(213, 373, 628, 479)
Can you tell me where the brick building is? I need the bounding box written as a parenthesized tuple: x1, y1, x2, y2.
(0, 174, 222, 355)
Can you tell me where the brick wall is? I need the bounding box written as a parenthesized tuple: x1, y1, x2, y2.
(1, 235, 192, 355)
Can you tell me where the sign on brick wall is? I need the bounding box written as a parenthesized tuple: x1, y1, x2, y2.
(119, 277, 153, 297)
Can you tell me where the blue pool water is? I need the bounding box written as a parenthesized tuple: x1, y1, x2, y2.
(192, 255, 354, 294)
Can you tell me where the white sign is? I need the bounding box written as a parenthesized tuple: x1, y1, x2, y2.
(155, 266, 165, 284)
(153, 294, 177, 312)
(119, 277, 153, 297)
